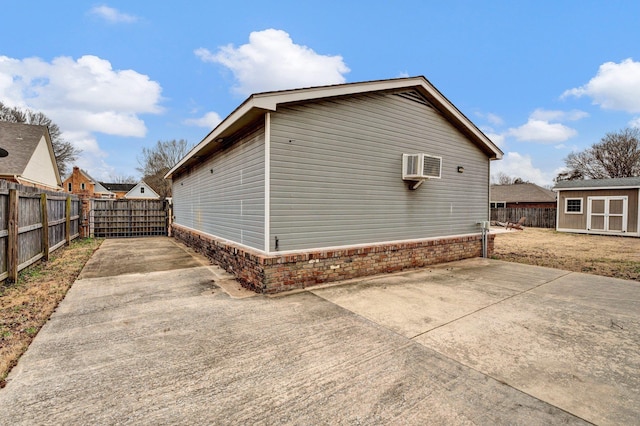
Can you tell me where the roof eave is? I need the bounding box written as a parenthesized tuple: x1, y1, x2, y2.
(554, 185, 640, 191)
(165, 76, 504, 179)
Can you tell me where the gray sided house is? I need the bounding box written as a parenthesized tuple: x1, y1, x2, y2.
(166, 77, 503, 293)
(554, 177, 640, 237)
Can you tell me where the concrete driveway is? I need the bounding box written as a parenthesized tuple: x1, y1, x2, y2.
(0, 238, 638, 425)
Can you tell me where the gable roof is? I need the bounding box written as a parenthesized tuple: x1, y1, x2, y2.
(0, 121, 61, 185)
(166, 76, 503, 179)
(100, 182, 136, 192)
(554, 177, 640, 191)
(491, 183, 556, 203)
(124, 180, 160, 199)
(68, 167, 112, 194)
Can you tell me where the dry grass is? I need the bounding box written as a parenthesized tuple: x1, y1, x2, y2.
(0, 238, 103, 388)
(493, 227, 640, 281)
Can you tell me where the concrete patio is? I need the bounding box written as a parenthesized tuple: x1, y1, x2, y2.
(0, 237, 637, 425)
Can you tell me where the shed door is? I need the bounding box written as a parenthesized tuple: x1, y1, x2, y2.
(587, 196, 627, 232)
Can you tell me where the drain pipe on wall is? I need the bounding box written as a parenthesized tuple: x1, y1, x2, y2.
(478, 221, 490, 258)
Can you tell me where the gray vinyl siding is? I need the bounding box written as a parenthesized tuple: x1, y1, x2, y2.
(172, 125, 265, 250)
(269, 92, 490, 252)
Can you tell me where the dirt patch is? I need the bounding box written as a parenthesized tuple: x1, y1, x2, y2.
(0, 238, 103, 387)
(493, 228, 640, 281)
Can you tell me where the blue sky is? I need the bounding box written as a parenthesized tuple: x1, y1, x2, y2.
(1, 1, 639, 186)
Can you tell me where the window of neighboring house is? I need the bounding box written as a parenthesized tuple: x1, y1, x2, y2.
(140, 187, 145, 194)
(490, 202, 506, 208)
(67, 182, 72, 191)
(81, 183, 85, 190)
(565, 198, 583, 214)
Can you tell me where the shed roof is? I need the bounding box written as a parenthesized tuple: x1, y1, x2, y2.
(554, 177, 640, 190)
(0, 122, 61, 184)
(166, 76, 503, 179)
(491, 183, 556, 203)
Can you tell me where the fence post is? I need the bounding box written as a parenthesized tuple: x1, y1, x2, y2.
(7, 189, 19, 283)
(66, 196, 71, 245)
(41, 193, 50, 261)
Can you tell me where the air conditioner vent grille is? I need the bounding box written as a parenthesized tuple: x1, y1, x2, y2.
(423, 155, 441, 178)
(402, 153, 442, 180)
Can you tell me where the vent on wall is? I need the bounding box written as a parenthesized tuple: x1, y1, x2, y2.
(402, 153, 442, 180)
(395, 90, 433, 108)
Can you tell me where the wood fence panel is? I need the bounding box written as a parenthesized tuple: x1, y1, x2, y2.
(91, 199, 168, 238)
(17, 194, 45, 268)
(491, 207, 557, 228)
(0, 180, 81, 283)
(0, 193, 7, 278)
(7, 189, 18, 282)
(48, 197, 67, 250)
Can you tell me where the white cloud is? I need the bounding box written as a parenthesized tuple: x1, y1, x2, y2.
(397, 71, 410, 78)
(507, 119, 577, 143)
(563, 58, 640, 113)
(184, 111, 223, 128)
(530, 108, 588, 122)
(0, 55, 163, 137)
(481, 129, 505, 148)
(89, 5, 138, 24)
(60, 130, 113, 179)
(0, 54, 163, 178)
(490, 152, 553, 186)
(196, 29, 350, 95)
(485, 113, 504, 126)
(630, 117, 640, 129)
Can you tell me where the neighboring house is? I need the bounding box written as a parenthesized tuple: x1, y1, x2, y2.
(554, 177, 640, 237)
(63, 166, 115, 198)
(99, 182, 136, 199)
(123, 181, 160, 199)
(166, 76, 503, 293)
(0, 122, 62, 191)
(490, 183, 556, 208)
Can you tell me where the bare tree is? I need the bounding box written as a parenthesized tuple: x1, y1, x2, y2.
(107, 175, 138, 184)
(492, 172, 527, 185)
(137, 139, 191, 198)
(0, 102, 80, 176)
(557, 128, 640, 182)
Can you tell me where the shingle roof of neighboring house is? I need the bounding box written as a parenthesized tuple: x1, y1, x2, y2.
(491, 183, 556, 203)
(166, 76, 504, 180)
(100, 182, 136, 192)
(0, 122, 61, 184)
(71, 168, 112, 194)
(554, 177, 640, 190)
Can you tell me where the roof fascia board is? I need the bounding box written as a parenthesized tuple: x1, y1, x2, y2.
(554, 185, 640, 191)
(166, 76, 503, 179)
(166, 100, 266, 179)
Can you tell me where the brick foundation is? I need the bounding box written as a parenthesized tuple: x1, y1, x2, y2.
(172, 224, 495, 294)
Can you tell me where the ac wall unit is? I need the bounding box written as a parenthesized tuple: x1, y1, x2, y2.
(402, 153, 442, 180)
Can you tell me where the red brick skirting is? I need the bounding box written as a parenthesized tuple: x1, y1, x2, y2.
(172, 224, 494, 294)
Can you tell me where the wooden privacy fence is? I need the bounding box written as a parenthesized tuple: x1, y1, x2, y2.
(491, 207, 556, 229)
(0, 182, 80, 283)
(90, 199, 169, 238)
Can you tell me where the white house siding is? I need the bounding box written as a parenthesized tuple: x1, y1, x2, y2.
(269, 91, 489, 252)
(21, 136, 59, 188)
(172, 125, 265, 250)
(126, 182, 159, 199)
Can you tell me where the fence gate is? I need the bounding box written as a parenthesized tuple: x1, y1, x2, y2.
(90, 199, 169, 238)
